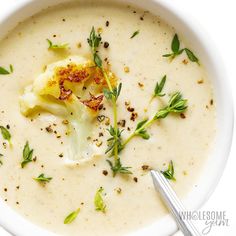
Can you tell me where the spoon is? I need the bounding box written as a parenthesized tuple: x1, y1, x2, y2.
(150, 169, 201, 236)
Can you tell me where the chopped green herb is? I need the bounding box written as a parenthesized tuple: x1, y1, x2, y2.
(103, 83, 122, 101)
(34, 173, 52, 183)
(64, 208, 80, 224)
(122, 92, 187, 147)
(154, 92, 187, 119)
(46, 39, 69, 50)
(88, 27, 130, 176)
(105, 125, 123, 155)
(134, 119, 150, 140)
(154, 75, 166, 97)
(184, 48, 199, 64)
(94, 187, 106, 213)
(21, 141, 34, 168)
(107, 158, 132, 177)
(161, 160, 176, 181)
(0, 126, 12, 146)
(0, 153, 3, 166)
(87, 27, 102, 68)
(130, 30, 139, 39)
(0, 65, 13, 75)
(163, 34, 199, 64)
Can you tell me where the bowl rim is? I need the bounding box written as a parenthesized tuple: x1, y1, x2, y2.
(0, 0, 234, 236)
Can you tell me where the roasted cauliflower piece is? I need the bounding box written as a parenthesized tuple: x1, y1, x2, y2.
(19, 56, 116, 162)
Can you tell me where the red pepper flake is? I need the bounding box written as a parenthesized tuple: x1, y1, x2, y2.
(182, 59, 188, 65)
(180, 113, 186, 119)
(81, 93, 104, 111)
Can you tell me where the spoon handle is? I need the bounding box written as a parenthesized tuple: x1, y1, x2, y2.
(150, 170, 201, 236)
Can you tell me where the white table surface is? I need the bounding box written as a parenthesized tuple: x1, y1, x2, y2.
(0, 0, 235, 235)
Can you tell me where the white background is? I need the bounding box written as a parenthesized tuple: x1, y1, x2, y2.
(0, 0, 235, 235)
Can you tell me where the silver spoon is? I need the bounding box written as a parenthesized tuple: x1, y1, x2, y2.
(150, 170, 201, 236)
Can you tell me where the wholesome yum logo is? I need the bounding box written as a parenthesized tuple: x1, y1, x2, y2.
(179, 211, 229, 235)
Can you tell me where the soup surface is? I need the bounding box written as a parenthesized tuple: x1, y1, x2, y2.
(0, 1, 216, 235)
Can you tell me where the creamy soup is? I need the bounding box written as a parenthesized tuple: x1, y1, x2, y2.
(0, 1, 216, 236)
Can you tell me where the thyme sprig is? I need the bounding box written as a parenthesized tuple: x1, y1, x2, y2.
(122, 92, 187, 147)
(88, 27, 131, 176)
(163, 33, 199, 64)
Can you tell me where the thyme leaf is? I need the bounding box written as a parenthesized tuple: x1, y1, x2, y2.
(0, 126, 11, 145)
(135, 119, 150, 140)
(161, 160, 176, 181)
(64, 208, 80, 224)
(46, 39, 69, 50)
(154, 75, 166, 97)
(0, 153, 3, 166)
(34, 173, 52, 183)
(21, 141, 34, 168)
(103, 83, 122, 101)
(0, 65, 13, 75)
(94, 187, 106, 213)
(184, 48, 199, 64)
(130, 30, 139, 39)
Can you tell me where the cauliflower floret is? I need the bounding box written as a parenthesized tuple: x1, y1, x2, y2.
(19, 56, 116, 162)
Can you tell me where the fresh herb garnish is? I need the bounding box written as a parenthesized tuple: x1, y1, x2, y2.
(161, 160, 176, 181)
(34, 173, 52, 183)
(122, 92, 187, 147)
(64, 208, 80, 224)
(184, 48, 199, 64)
(21, 141, 34, 168)
(130, 30, 139, 39)
(0, 65, 13, 75)
(107, 158, 132, 177)
(94, 187, 106, 213)
(88, 27, 130, 176)
(87, 27, 102, 68)
(0, 126, 12, 146)
(46, 39, 69, 50)
(103, 83, 122, 101)
(0, 153, 3, 166)
(153, 75, 166, 98)
(105, 126, 123, 155)
(163, 34, 199, 64)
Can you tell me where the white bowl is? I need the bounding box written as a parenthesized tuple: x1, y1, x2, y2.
(0, 0, 234, 235)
